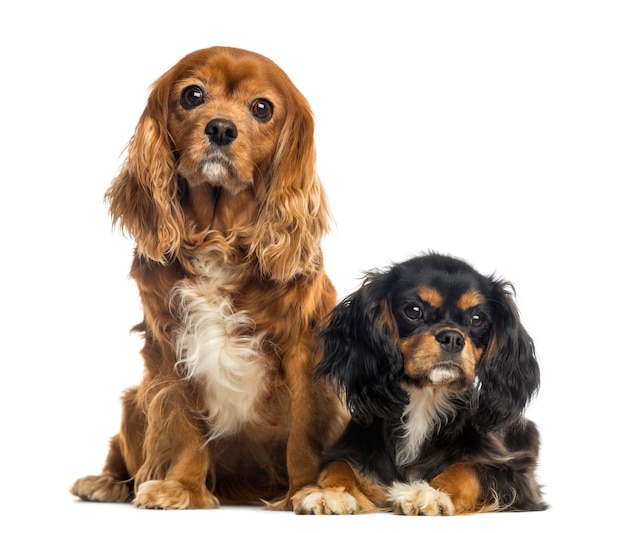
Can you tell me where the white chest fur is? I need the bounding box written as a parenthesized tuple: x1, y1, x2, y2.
(395, 386, 457, 466)
(173, 260, 267, 440)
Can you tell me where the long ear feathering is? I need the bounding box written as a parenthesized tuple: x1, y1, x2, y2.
(105, 68, 184, 263)
(248, 86, 330, 282)
(314, 270, 408, 426)
(473, 279, 540, 430)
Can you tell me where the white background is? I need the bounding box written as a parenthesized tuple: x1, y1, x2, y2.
(1, 1, 624, 531)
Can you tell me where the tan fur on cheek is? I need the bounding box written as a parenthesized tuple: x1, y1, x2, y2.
(469, 343, 485, 366)
(399, 334, 440, 376)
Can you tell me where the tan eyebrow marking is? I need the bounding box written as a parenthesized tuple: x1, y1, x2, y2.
(417, 287, 443, 307)
(457, 290, 484, 310)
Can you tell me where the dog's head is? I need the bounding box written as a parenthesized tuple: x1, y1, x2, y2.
(315, 252, 539, 429)
(106, 47, 328, 281)
(162, 47, 297, 194)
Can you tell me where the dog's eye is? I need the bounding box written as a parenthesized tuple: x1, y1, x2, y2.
(471, 313, 485, 327)
(181, 85, 205, 110)
(250, 98, 273, 122)
(404, 305, 424, 321)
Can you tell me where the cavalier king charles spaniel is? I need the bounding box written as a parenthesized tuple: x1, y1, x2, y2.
(293, 252, 546, 515)
(71, 46, 346, 510)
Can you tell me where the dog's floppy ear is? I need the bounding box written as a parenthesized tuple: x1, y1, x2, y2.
(473, 280, 540, 430)
(105, 67, 184, 264)
(248, 85, 330, 282)
(315, 271, 408, 426)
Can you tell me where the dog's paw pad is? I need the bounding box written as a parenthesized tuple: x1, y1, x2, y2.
(388, 481, 455, 516)
(134, 480, 219, 510)
(71, 475, 130, 503)
(293, 486, 360, 515)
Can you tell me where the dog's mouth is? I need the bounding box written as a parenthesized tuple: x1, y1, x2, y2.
(201, 156, 232, 179)
(404, 363, 466, 388)
(192, 154, 251, 193)
(427, 363, 464, 385)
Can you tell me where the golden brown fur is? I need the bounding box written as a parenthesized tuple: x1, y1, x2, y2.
(71, 46, 346, 510)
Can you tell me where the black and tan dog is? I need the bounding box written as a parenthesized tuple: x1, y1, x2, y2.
(293, 252, 546, 515)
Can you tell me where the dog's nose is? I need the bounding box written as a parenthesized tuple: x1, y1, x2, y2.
(436, 330, 465, 354)
(205, 118, 238, 146)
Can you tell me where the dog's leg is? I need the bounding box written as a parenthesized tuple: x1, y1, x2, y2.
(70, 388, 145, 504)
(131, 386, 217, 510)
(264, 336, 319, 511)
(292, 460, 385, 514)
(429, 462, 483, 513)
(70, 433, 132, 503)
(269, 334, 343, 510)
(72, 339, 217, 510)
(73, 382, 217, 509)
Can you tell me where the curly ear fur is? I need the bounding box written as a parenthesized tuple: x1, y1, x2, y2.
(105, 69, 184, 263)
(473, 280, 540, 430)
(249, 88, 330, 282)
(315, 271, 408, 426)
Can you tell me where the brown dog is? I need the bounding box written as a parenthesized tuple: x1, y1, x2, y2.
(71, 46, 346, 510)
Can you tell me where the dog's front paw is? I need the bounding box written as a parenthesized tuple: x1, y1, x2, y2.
(71, 475, 131, 503)
(292, 485, 360, 515)
(387, 481, 455, 516)
(134, 480, 219, 509)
